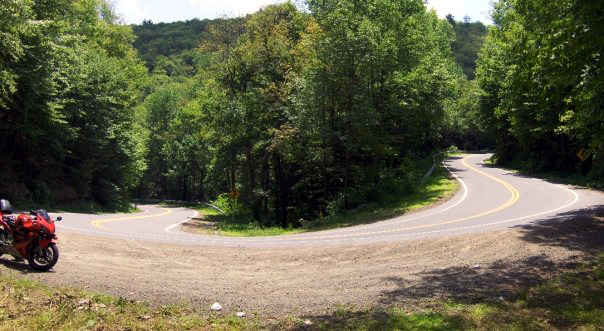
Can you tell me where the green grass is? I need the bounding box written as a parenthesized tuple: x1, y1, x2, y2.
(184, 158, 458, 237)
(190, 207, 306, 237)
(0, 271, 262, 330)
(2, 253, 602, 330)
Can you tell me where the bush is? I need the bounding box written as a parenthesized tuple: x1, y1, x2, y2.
(211, 193, 247, 215)
(448, 145, 460, 153)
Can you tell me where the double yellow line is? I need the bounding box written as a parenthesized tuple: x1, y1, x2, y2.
(389, 156, 520, 232)
(91, 208, 173, 230)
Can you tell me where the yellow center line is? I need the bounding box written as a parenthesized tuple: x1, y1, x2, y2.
(364, 155, 520, 233)
(362, 156, 520, 233)
(395, 156, 521, 230)
(91, 208, 173, 230)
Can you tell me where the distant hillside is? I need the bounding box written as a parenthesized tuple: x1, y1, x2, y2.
(131, 18, 212, 71)
(132, 16, 487, 79)
(447, 15, 488, 80)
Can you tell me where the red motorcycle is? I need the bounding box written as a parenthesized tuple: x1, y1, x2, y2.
(0, 199, 60, 271)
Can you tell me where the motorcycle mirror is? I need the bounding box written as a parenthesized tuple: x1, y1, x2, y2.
(56, 216, 62, 221)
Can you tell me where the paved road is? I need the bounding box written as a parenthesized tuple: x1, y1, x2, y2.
(55, 154, 599, 247)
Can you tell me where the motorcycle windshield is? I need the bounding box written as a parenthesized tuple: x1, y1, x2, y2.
(37, 210, 50, 221)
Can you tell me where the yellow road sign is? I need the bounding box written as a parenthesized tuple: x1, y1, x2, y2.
(576, 148, 590, 161)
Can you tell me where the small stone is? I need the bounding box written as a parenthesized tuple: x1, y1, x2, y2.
(78, 299, 90, 306)
(498, 296, 505, 301)
(210, 302, 223, 311)
(236, 312, 246, 318)
(473, 264, 480, 269)
(138, 315, 152, 321)
(303, 319, 313, 327)
(96, 303, 107, 309)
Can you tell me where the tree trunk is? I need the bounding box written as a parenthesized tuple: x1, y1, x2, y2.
(261, 155, 269, 215)
(181, 174, 188, 201)
(273, 153, 287, 227)
(344, 147, 349, 210)
(230, 158, 236, 194)
(245, 144, 260, 219)
(199, 165, 206, 201)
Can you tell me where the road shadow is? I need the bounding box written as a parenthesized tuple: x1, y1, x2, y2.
(293, 205, 604, 330)
(514, 205, 604, 253)
(377, 205, 604, 304)
(443, 166, 467, 175)
(0, 257, 34, 273)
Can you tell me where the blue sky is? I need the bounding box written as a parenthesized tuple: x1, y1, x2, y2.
(111, 0, 493, 25)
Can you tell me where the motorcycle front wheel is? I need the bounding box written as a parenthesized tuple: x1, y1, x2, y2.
(28, 243, 59, 271)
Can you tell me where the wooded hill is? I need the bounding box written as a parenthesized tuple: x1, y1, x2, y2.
(130, 13, 488, 81)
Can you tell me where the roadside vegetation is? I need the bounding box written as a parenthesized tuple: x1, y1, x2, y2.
(475, 0, 604, 187)
(1, 253, 602, 330)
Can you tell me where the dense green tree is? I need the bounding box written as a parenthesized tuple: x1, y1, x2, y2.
(137, 1, 463, 227)
(0, 0, 146, 207)
(305, 0, 459, 212)
(476, 0, 604, 181)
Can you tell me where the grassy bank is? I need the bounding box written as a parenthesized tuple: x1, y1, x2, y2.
(0, 272, 261, 330)
(1, 254, 602, 330)
(182, 155, 458, 237)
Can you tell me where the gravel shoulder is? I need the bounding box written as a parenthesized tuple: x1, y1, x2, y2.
(3, 200, 602, 319)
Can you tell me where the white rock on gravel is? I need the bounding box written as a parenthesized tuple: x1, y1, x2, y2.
(236, 312, 246, 318)
(78, 299, 90, 305)
(473, 264, 480, 269)
(303, 319, 313, 327)
(210, 302, 223, 311)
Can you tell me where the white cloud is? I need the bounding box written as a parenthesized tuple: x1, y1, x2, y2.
(111, 0, 148, 22)
(188, 0, 279, 18)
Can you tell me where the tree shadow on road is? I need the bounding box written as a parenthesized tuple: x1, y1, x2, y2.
(293, 205, 604, 330)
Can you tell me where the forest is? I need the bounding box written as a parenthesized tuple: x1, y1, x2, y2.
(0, 0, 601, 227)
